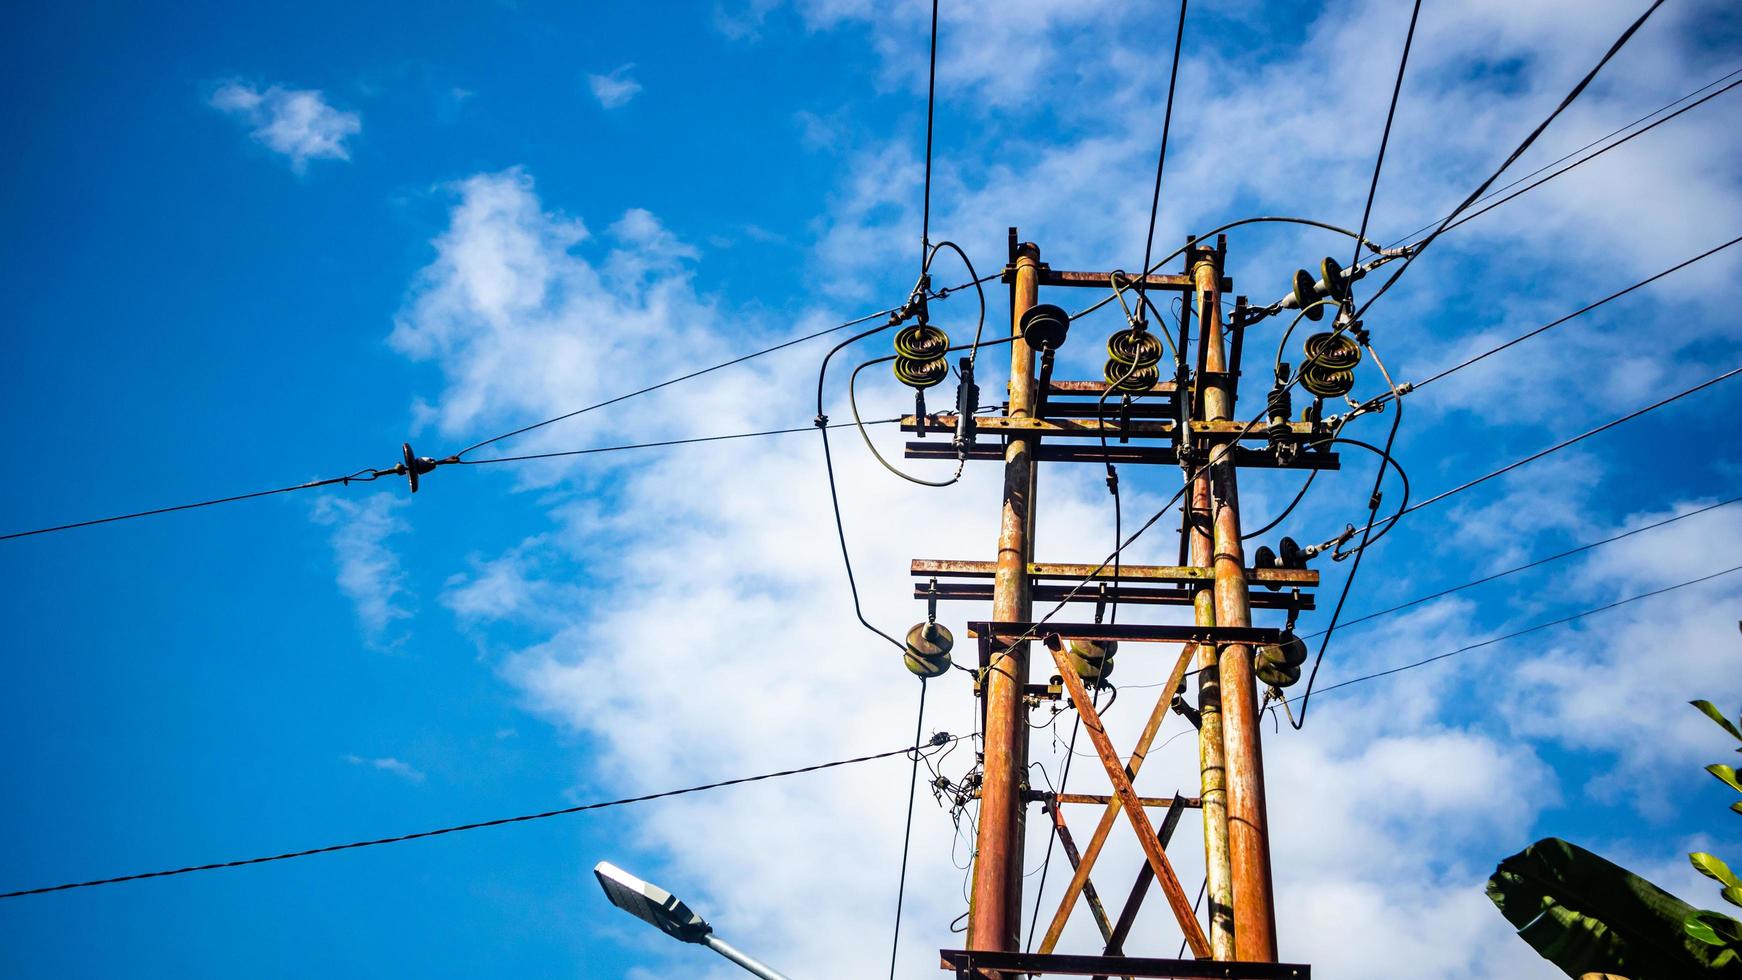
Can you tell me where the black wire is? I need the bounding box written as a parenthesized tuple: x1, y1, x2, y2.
(454, 274, 995, 460)
(889, 679, 929, 980)
(1307, 492, 1742, 638)
(0, 734, 965, 900)
(457, 417, 902, 466)
(1409, 234, 1742, 392)
(0, 467, 390, 542)
(1355, 0, 1667, 318)
(1377, 364, 1742, 530)
(920, 0, 939, 271)
(1383, 66, 1742, 250)
(1279, 562, 1742, 706)
(1021, 687, 1095, 952)
(1134, 0, 1190, 313)
(1348, 0, 1421, 278)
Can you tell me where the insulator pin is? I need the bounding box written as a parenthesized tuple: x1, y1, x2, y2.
(904, 621, 954, 678)
(1255, 633, 1309, 688)
(1104, 327, 1164, 393)
(894, 323, 951, 390)
(1299, 331, 1362, 398)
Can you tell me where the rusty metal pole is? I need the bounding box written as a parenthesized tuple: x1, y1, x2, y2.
(1189, 467, 1236, 959)
(1195, 242, 1278, 961)
(967, 237, 1040, 954)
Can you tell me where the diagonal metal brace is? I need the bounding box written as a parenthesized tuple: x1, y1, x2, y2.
(1046, 636, 1211, 959)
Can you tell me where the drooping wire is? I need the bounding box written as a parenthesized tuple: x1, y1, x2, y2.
(0, 733, 966, 900)
(1279, 561, 1742, 706)
(1355, 0, 1668, 318)
(888, 679, 929, 980)
(1133, 0, 1191, 314)
(1306, 492, 1742, 637)
(460, 417, 904, 467)
(1021, 687, 1096, 952)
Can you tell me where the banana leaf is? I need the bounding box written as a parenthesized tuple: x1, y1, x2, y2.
(1486, 838, 1742, 979)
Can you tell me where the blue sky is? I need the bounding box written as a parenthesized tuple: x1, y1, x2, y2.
(2, 1, 1740, 977)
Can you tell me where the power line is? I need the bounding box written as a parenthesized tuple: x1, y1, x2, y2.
(1389, 363, 1742, 525)
(1280, 561, 1742, 705)
(1348, 0, 1422, 274)
(888, 679, 929, 980)
(1308, 492, 1742, 637)
(0, 733, 962, 901)
(458, 417, 902, 467)
(1409, 234, 1742, 392)
(919, 0, 940, 272)
(1356, 0, 1667, 317)
(1383, 66, 1742, 250)
(454, 279, 990, 460)
(1132, 0, 1190, 312)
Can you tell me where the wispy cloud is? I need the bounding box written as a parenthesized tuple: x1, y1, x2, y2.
(209, 81, 361, 171)
(586, 64, 642, 109)
(310, 493, 413, 645)
(345, 754, 426, 783)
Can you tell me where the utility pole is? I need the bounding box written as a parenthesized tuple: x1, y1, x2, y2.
(966, 237, 1040, 953)
(1195, 242, 1279, 960)
(909, 229, 1325, 979)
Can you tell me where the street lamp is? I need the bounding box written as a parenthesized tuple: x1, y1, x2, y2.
(593, 861, 792, 980)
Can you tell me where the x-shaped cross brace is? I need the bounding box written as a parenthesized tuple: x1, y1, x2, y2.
(1038, 638, 1209, 959)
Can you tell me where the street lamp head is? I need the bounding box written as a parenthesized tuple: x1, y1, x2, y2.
(593, 861, 712, 944)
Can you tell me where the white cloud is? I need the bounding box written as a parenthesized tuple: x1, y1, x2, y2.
(209, 82, 361, 171)
(345, 754, 427, 783)
(382, 0, 1742, 973)
(587, 65, 643, 109)
(311, 492, 413, 644)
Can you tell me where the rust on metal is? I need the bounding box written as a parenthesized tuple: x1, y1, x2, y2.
(1044, 802, 1119, 948)
(1197, 241, 1278, 962)
(967, 237, 1041, 956)
(1037, 646, 1197, 955)
(907, 441, 1341, 470)
(1102, 796, 1192, 970)
(996, 266, 1229, 293)
(938, 949, 1311, 978)
(900, 415, 1321, 439)
(1038, 792, 1202, 809)
(1190, 455, 1236, 959)
(1046, 637, 1212, 960)
(918, 582, 1314, 611)
(912, 559, 1317, 587)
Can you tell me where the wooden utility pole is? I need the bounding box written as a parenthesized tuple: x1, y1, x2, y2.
(916, 229, 1323, 978)
(966, 238, 1040, 953)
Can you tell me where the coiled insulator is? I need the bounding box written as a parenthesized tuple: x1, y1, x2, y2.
(1064, 638, 1116, 685)
(1255, 634, 1309, 688)
(904, 621, 954, 678)
(1104, 328, 1164, 393)
(1299, 331, 1362, 398)
(1266, 384, 1295, 458)
(894, 323, 950, 390)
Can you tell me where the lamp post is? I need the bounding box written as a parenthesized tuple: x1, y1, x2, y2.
(593, 861, 792, 980)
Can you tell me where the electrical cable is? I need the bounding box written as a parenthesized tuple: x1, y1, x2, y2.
(1132, 0, 1191, 314)
(1307, 492, 1742, 637)
(919, 0, 939, 272)
(1347, 0, 1422, 278)
(459, 417, 904, 467)
(888, 679, 929, 980)
(1383, 66, 1742, 250)
(0, 467, 393, 542)
(0, 733, 966, 900)
(1407, 234, 1742, 394)
(1372, 363, 1742, 532)
(1278, 561, 1742, 706)
(1354, 0, 1667, 318)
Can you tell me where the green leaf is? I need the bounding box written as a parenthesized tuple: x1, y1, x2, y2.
(1724, 885, 1742, 909)
(1692, 853, 1742, 888)
(1688, 914, 1724, 946)
(1711, 764, 1742, 794)
(1693, 700, 1742, 741)
(1687, 910, 1742, 945)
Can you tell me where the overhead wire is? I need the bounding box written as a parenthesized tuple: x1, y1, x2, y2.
(888, 679, 930, 980)
(1353, 0, 1668, 318)
(1306, 492, 1742, 637)
(1279, 561, 1742, 706)
(0, 733, 965, 900)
